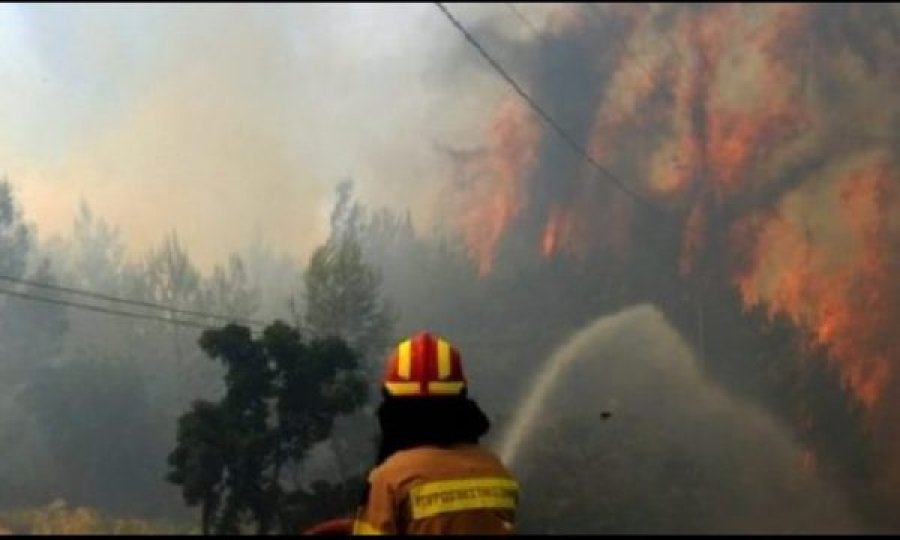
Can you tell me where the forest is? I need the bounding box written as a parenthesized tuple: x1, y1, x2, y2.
(2, 3, 899, 534)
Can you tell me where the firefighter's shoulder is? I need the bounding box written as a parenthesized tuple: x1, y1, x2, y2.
(374, 444, 514, 488)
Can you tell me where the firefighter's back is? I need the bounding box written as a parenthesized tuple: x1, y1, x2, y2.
(356, 443, 518, 535)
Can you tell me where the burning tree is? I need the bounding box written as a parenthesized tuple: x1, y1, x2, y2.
(428, 2, 900, 532)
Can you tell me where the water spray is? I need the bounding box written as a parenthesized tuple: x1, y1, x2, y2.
(496, 305, 645, 467)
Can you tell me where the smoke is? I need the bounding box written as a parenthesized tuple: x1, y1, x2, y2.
(441, 3, 900, 524)
(510, 304, 861, 533)
(1, 2, 897, 530)
(0, 3, 524, 270)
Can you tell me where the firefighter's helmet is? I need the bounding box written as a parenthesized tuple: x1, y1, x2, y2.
(383, 332, 467, 397)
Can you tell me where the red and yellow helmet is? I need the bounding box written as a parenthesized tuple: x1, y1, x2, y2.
(383, 332, 467, 397)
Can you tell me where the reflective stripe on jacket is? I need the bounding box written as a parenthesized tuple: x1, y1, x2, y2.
(353, 444, 517, 535)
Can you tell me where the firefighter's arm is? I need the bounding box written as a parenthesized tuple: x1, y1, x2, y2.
(352, 470, 398, 535)
(302, 517, 354, 535)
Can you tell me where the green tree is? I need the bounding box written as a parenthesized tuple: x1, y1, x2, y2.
(304, 181, 394, 370)
(45, 201, 126, 293)
(241, 228, 304, 322)
(0, 179, 65, 384)
(204, 255, 261, 322)
(166, 401, 226, 535)
(0, 179, 70, 509)
(167, 321, 366, 534)
(127, 233, 231, 412)
(301, 182, 396, 495)
(0, 178, 32, 280)
(20, 357, 170, 516)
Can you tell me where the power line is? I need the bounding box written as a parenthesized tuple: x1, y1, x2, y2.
(0, 283, 565, 348)
(500, 4, 670, 170)
(434, 2, 664, 215)
(0, 273, 267, 328)
(502, 4, 690, 189)
(504, 3, 541, 39)
(500, 3, 656, 106)
(0, 286, 213, 330)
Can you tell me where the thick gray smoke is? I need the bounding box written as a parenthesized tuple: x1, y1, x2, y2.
(0, 4, 518, 270)
(507, 304, 860, 533)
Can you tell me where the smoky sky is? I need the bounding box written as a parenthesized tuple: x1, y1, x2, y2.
(0, 3, 559, 269)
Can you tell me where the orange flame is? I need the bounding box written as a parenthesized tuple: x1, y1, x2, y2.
(454, 100, 541, 275)
(540, 205, 583, 259)
(541, 209, 562, 258)
(452, 1, 900, 509)
(733, 159, 899, 410)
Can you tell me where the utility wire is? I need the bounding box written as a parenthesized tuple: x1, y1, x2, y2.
(0, 284, 564, 347)
(501, 3, 656, 108)
(0, 273, 267, 328)
(434, 2, 664, 215)
(0, 286, 213, 330)
(502, 3, 690, 186)
(504, 3, 541, 40)
(500, 3, 668, 170)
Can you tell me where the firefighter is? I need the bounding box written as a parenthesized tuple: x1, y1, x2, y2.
(343, 331, 519, 535)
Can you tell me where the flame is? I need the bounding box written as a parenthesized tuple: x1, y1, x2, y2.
(540, 205, 583, 259)
(732, 158, 899, 411)
(586, 4, 814, 272)
(664, 4, 812, 200)
(454, 100, 541, 275)
(449, 0, 900, 515)
(540, 208, 562, 258)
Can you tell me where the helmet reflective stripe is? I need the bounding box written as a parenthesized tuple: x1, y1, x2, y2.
(437, 339, 451, 380)
(384, 382, 421, 396)
(383, 332, 467, 398)
(397, 339, 412, 380)
(427, 381, 465, 395)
